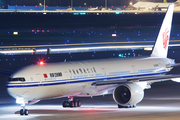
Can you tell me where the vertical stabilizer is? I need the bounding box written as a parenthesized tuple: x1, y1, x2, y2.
(151, 4, 174, 58)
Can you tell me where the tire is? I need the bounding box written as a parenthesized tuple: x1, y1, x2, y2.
(118, 104, 124, 108)
(77, 100, 81, 107)
(73, 100, 78, 107)
(132, 105, 136, 108)
(24, 109, 28, 115)
(20, 109, 24, 115)
(62, 101, 68, 107)
(69, 101, 74, 107)
(118, 104, 136, 108)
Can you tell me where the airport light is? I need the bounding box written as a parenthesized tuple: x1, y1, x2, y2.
(144, 47, 152, 51)
(129, 2, 133, 6)
(112, 34, 117, 36)
(13, 32, 18, 35)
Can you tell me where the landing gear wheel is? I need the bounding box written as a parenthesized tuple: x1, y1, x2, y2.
(118, 104, 136, 108)
(20, 109, 28, 115)
(73, 100, 78, 107)
(62, 100, 69, 107)
(77, 100, 81, 107)
(24, 109, 29, 115)
(20, 109, 24, 115)
(132, 105, 136, 108)
(62, 97, 82, 108)
(69, 101, 74, 107)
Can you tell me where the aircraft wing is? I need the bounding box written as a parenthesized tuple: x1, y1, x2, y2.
(167, 63, 180, 67)
(92, 74, 180, 86)
(0, 69, 14, 75)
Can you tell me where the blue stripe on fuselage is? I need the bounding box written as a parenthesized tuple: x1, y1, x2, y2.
(7, 72, 167, 88)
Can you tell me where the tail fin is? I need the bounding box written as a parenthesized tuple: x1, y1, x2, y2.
(151, 4, 174, 58)
(175, 0, 180, 3)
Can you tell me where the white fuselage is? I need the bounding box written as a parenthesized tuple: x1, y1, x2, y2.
(133, 2, 173, 10)
(7, 57, 174, 101)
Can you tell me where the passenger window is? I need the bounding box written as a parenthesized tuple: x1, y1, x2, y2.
(87, 68, 90, 73)
(90, 68, 93, 73)
(76, 69, 79, 74)
(93, 67, 96, 73)
(79, 68, 83, 74)
(69, 70, 72, 75)
(83, 68, 87, 73)
(72, 69, 76, 75)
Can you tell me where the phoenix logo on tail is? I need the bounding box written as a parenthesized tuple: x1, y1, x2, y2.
(162, 28, 169, 49)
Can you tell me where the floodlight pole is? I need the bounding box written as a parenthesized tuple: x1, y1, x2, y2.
(105, 0, 107, 9)
(71, 0, 73, 8)
(44, 0, 45, 11)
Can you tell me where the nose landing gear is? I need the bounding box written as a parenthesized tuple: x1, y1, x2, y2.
(16, 98, 29, 115)
(20, 107, 28, 115)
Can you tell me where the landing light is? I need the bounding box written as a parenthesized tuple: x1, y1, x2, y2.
(16, 97, 25, 104)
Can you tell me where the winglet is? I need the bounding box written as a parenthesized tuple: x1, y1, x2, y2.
(151, 4, 174, 58)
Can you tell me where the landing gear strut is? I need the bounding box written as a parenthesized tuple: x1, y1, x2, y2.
(62, 97, 81, 108)
(17, 98, 29, 115)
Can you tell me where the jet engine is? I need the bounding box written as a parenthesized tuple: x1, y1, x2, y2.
(113, 83, 144, 106)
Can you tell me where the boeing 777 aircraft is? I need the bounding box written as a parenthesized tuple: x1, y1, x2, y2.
(6, 4, 180, 116)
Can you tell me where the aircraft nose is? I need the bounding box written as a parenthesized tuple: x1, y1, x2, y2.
(6, 81, 13, 97)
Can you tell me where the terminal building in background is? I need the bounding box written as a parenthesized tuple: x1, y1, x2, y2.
(0, 0, 177, 9)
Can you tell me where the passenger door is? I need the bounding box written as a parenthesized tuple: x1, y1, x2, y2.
(102, 68, 107, 81)
(64, 71, 69, 84)
(36, 74, 43, 86)
(131, 65, 137, 77)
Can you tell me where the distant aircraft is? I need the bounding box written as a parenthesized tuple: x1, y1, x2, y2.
(133, 0, 180, 11)
(88, 6, 98, 11)
(6, 4, 180, 116)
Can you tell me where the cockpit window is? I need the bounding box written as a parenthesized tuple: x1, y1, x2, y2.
(8, 78, 25, 82)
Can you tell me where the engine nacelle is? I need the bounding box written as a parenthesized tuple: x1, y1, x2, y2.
(113, 83, 144, 106)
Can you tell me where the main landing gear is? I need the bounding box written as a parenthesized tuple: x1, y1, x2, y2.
(118, 104, 136, 108)
(62, 97, 81, 108)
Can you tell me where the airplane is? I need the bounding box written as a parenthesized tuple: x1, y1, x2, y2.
(133, 0, 180, 11)
(88, 6, 98, 11)
(6, 4, 180, 116)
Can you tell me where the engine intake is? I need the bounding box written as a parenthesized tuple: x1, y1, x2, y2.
(113, 83, 144, 106)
